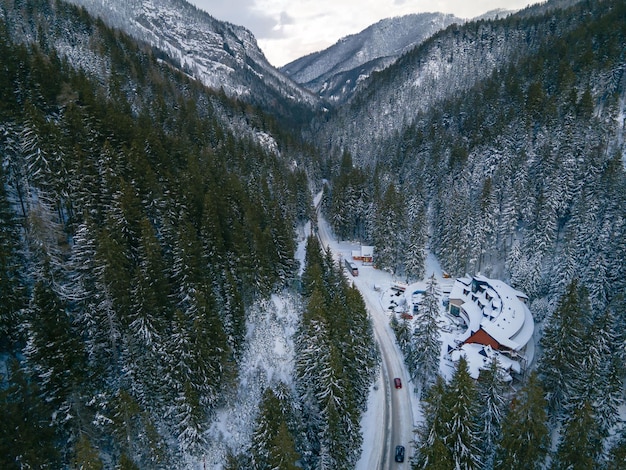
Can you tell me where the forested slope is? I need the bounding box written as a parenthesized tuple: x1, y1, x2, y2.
(0, 0, 316, 466)
(324, 0, 626, 317)
(322, 3, 626, 465)
(281, 13, 461, 104)
(320, 0, 596, 164)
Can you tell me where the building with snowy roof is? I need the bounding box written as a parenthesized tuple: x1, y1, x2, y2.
(447, 275, 535, 379)
(351, 245, 374, 264)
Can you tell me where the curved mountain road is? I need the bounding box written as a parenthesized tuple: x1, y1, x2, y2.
(314, 195, 414, 469)
(353, 274, 414, 469)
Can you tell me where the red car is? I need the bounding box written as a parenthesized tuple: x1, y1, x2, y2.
(394, 377, 402, 389)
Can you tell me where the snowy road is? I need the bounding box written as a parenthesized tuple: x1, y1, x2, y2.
(314, 193, 414, 469)
(354, 270, 414, 469)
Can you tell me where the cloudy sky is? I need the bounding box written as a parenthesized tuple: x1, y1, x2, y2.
(188, 0, 532, 67)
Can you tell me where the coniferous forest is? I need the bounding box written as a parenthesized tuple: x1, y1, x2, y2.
(0, 0, 327, 466)
(0, 0, 626, 469)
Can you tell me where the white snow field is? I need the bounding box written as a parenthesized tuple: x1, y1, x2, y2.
(203, 293, 301, 469)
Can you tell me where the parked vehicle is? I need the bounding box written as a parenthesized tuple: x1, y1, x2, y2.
(344, 258, 359, 276)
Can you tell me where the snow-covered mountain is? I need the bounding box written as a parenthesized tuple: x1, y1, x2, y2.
(318, 0, 597, 165)
(65, 0, 318, 108)
(280, 13, 462, 103)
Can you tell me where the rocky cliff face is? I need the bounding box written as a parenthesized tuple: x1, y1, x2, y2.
(66, 0, 318, 107)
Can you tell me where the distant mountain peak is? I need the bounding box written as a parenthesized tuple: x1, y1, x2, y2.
(280, 12, 463, 103)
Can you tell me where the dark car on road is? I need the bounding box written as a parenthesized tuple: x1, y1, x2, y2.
(394, 377, 402, 389)
(395, 445, 405, 462)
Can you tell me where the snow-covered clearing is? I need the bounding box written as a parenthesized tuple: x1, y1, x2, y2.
(203, 293, 301, 469)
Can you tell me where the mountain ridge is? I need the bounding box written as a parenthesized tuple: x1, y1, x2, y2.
(281, 12, 462, 103)
(65, 0, 319, 110)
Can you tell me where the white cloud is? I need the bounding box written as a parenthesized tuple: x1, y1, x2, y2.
(190, 0, 532, 66)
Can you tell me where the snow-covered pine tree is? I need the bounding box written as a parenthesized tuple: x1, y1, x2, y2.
(431, 177, 474, 275)
(250, 388, 299, 470)
(538, 279, 589, 420)
(409, 274, 442, 393)
(446, 355, 482, 470)
(552, 401, 603, 470)
(606, 427, 626, 470)
(67, 221, 122, 387)
(573, 306, 624, 436)
(24, 275, 87, 427)
(340, 284, 379, 412)
(474, 176, 498, 274)
(124, 217, 170, 405)
(391, 314, 412, 362)
(0, 358, 61, 468)
(109, 389, 167, 469)
(300, 235, 324, 297)
(609, 294, 626, 382)
(327, 151, 372, 241)
(414, 375, 452, 470)
(371, 182, 407, 274)
(0, 160, 26, 347)
(172, 380, 207, 456)
(404, 200, 427, 282)
(476, 357, 509, 470)
(495, 372, 549, 470)
(315, 331, 352, 469)
(72, 432, 104, 470)
(295, 287, 329, 469)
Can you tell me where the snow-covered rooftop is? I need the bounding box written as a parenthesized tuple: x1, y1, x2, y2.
(449, 275, 535, 352)
(450, 343, 520, 381)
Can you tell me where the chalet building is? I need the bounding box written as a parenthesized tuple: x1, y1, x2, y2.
(447, 275, 535, 379)
(351, 245, 374, 264)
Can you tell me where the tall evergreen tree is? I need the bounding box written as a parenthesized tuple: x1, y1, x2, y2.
(409, 274, 442, 393)
(109, 389, 167, 469)
(495, 373, 549, 470)
(574, 306, 624, 436)
(391, 314, 412, 361)
(405, 202, 427, 282)
(476, 357, 509, 470)
(446, 356, 482, 470)
(606, 427, 626, 470)
(250, 388, 300, 470)
(0, 162, 25, 348)
(69, 221, 122, 383)
(301, 236, 325, 297)
(295, 286, 329, 469)
(0, 359, 61, 469)
(172, 380, 207, 456)
(24, 275, 87, 426)
(414, 375, 453, 470)
(551, 401, 603, 470)
(372, 183, 407, 274)
(414, 357, 481, 470)
(538, 279, 588, 419)
(72, 432, 104, 470)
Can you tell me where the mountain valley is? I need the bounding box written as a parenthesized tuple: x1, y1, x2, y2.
(0, 0, 625, 468)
